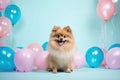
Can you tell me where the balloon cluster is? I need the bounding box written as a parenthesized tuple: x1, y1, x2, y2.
(97, 0, 120, 22)
(14, 42, 86, 72)
(0, 42, 120, 72)
(86, 44, 120, 69)
(0, 42, 86, 72)
(0, 0, 21, 38)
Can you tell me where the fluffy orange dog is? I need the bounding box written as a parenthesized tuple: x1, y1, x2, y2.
(46, 26, 76, 73)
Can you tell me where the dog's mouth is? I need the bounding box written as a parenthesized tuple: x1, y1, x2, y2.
(58, 40, 66, 46)
(55, 39, 66, 46)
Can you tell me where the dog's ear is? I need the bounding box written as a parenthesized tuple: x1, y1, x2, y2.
(63, 26, 72, 33)
(52, 26, 61, 32)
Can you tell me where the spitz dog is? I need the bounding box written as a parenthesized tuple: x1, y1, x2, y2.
(46, 26, 76, 73)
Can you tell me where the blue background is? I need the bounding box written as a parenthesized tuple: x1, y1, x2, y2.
(10, 0, 120, 53)
(0, 0, 120, 80)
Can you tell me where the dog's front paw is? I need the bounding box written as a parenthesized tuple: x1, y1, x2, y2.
(66, 68, 72, 73)
(53, 69, 57, 73)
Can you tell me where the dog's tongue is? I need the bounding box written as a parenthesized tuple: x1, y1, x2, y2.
(59, 42, 64, 46)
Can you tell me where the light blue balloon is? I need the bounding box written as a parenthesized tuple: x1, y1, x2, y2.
(108, 43, 120, 50)
(0, 11, 2, 17)
(86, 46, 104, 68)
(0, 46, 16, 71)
(42, 41, 49, 51)
(4, 4, 21, 26)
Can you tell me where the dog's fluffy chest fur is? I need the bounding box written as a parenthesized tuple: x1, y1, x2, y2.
(48, 47, 75, 69)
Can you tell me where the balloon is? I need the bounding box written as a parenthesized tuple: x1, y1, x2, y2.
(112, 0, 120, 14)
(108, 43, 120, 50)
(28, 43, 43, 67)
(105, 48, 120, 69)
(14, 48, 35, 72)
(28, 43, 43, 66)
(0, 11, 2, 16)
(73, 51, 85, 69)
(35, 51, 49, 70)
(99, 0, 107, 2)
(0, 59, 15, 71)
(0, 0, 10, 10)
(42, 41, 48, 51)
(86, 46, 104, 68)
(4, 4, 21, 26)
(0, 46, 16, 71)
(28, 42, 43, 55)
(0, 16, 12, 38)
(0, 46, 16, 61)
(97, 0, 115, 22)
(101, 48, 107, 66)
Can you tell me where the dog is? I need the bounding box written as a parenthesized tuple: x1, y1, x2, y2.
(46, 26, 76, 73)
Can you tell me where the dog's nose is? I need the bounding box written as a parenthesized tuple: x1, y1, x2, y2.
(60, 38, 63, 41)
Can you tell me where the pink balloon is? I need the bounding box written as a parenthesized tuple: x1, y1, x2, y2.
(105, 48, 120, 69)
(35, 51, 49, 70)
(28, 43, 43, 67)
(14, 48, 35, 72)
(0, 16, 12, 38)
(28, 42, 43, 55)
(99, 0, 109, 2)
(73, 51, 85, 69)
(0, 0, 10, 10)
(101, 48, 107, 66)
(97, 0, 115, 22)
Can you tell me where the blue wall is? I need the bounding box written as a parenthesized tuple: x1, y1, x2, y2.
(12, 0, 120, 53)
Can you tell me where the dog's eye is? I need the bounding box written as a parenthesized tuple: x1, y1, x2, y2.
(64, 36, 66, 38)
(57, 35, 60, 38)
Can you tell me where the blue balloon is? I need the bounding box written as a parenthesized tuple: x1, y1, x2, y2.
(42, 41, 49, 51)
(0, 59, 15, 71)
(108, 43, 120, 50)
(4, 4, 21, 26)
(0, 11, 2, 17)
(0, 46, 16, 71)
(86, 46, 104, 68)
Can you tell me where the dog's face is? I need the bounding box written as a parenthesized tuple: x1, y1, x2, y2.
(49, 26, 75, 51)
